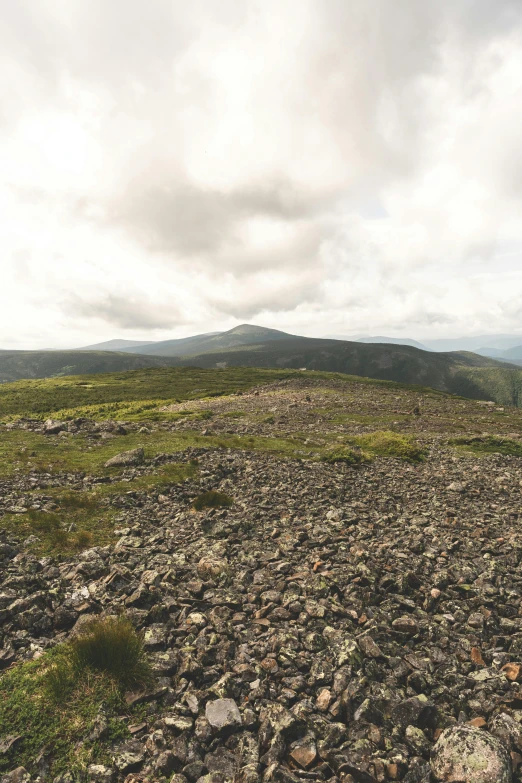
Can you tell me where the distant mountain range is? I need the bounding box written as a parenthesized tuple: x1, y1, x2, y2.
(2, 324, 522, 408)
(323, 333, 522, 365)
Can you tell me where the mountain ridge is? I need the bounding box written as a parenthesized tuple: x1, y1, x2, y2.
(2, 326, 522, 407)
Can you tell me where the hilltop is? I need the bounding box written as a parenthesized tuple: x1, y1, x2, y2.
(1, 368, 522, 779)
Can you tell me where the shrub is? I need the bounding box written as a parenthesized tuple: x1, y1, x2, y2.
(69, 616, 151, 690)
(193, 490, 234, 511)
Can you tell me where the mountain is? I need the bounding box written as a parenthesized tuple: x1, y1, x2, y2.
(118, 324, 294, 357)
(503, 345, 522, 361)
(77, 339, 154, 351)
(129, 331, 522, 406)
(166, 336, 512, 394)
(423, 334, 522, 352)
(0, 350, 178, 384)
(3, 326, 522, 407)
(354, 335, 429, 351)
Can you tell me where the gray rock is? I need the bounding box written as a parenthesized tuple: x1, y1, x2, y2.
(113, 741, 146, 772)
(87, 765, 114, 782)
(44, 419, 66, 434)
(205, 698, 242, 730)
(431, 725, 512, 782)
(104, 448, 145, 468)
(0, 769, 31, 783)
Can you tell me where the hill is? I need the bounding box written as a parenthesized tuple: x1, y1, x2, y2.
(159, 337, 522, 406)
(0, 350, 179, 384)
(356, 335, 429, 350)
(3, 330, 522, 407)
(117, 324, 294, 357)
(423, 333, 522, 352)
(77, 339, 154, 351)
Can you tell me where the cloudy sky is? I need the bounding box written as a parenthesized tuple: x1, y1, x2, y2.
(1, 0, 522, 348)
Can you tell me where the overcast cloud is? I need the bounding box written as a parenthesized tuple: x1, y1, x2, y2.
(1, 0, 522, 348)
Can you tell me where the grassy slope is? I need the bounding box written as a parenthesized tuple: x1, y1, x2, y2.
(0, 350, 178, 383)
(0, 367, 298, 417)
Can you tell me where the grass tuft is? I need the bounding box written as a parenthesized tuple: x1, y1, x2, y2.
(193, 490, 234, 511)
(0, 616, 150, 775)
(67, 615, 152, 690)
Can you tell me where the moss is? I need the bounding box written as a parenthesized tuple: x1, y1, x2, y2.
(449, 435, 522, 457)
(322, 447, 372, 465)
(193, 490, 234, 511)
(353, 430, 426, 462)
(1, 461, 198, 555)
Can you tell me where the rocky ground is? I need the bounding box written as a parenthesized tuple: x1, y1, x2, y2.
(2, 377, 522, 782)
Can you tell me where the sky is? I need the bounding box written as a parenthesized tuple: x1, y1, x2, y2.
(1, 0, 522, 349)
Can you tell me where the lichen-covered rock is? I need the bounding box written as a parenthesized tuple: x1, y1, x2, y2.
(104, 447, 144, 468)
(205, 698, 242, 730)
(431, 725, 512, 782)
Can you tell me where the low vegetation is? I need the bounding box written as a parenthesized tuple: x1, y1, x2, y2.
(193, 489, 234, 510)
(321, 447, 372, 465)
(450, 435, 522, 457)
(0, 616, 148, 775)
(353, 430, 427, 462)
(0, 460, 197, 554)
(0, 367, 296, 418)
(58, 615, 151, 692)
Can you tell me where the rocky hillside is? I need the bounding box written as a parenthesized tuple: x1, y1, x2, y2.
(1, 373, 522, 781)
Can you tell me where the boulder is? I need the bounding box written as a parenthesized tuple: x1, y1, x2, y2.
(431, 725, 512, 782)
(44, 419, 66, 434)
(104, 448, 145, 468)
(205, 698, 242, 731)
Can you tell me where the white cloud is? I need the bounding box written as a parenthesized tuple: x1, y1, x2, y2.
(0, 0, 522, 348)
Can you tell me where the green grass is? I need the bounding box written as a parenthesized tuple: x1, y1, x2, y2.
(0, 366, 456, 422)
(322, 431, 426, 464)
(321, 447, 372, 465)
(353, 430, 427, 462)
(449, 435, 522, 457)
(0, 367, 299, 419)
(0, 617, 150, 775)
(193, 490, 234, 511)
(65, 616, 151, 691)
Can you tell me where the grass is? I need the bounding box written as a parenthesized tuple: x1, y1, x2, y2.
(0, 367, 298, 419)
(65, 616, 151, 691)
(449, 435, 522, 457)
(353, 430, 427, 463)
(322, 431, 426, 464)
(193, 490, 234, 511)
(0, 366, 454, 422)
(1, 460, 198, 554)
(0, 617, 149, 775)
